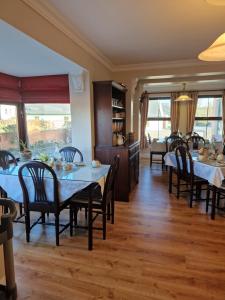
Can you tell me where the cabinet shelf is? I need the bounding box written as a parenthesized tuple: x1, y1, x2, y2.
(112, 105, 125, 110)
(112, 118, 125, 121)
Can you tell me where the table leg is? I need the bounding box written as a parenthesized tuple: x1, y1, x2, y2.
(211, 185, 217, 220)
(169, 166, 172, 194)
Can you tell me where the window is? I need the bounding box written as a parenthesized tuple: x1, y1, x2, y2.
(194, 96, 222, 140)
(0, 104, 20, 153)
(146, 97, 171, 139)
(25, 104, 72, 155)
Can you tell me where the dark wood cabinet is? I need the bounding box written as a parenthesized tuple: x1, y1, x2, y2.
(93, 81, 139, 202)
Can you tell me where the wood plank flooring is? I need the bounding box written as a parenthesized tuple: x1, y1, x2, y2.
(12, 160, 225, 300)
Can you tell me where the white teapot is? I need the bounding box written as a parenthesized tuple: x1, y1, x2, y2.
(117, 134, 126, 146)
(217, 153, 224, 162)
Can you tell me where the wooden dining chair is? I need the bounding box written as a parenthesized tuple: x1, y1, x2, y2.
(0, 150, 17, 170)
(175, 145, 208, 207)
(18, 161, 72, 246)
(187, 135, 205, 150)
(169, 139, 189, 152)
(0, 150, 20, 214)
(59, 146, 83, 162)
(70, 155, 120, 250)
(165, 135, 182, 152)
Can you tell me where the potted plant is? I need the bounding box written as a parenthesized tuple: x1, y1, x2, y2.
(20, 140, 32, 161)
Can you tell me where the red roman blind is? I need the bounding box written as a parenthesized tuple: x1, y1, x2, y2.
(21, 75, 70, 103)
(0, 73, 21, 102)
(0, 73, 70, 104)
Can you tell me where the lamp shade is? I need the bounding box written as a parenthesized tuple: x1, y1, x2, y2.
(174, 83, 193, 102)
(206, 0, 225, 5)
(174, 94, 193, 102)
(198, 33, 225, 61)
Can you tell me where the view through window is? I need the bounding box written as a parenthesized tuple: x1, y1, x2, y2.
(0, 104, 19, 153)
(25, 104, 72, 155)
(194, 96, 222, 140)
(146, 97, 171, 139)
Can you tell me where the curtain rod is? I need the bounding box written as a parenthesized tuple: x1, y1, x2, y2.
(143, 89, 224, 95)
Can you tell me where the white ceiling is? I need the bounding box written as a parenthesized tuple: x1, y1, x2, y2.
(0, 20, 83, 77)
(46, 0, 225, 65)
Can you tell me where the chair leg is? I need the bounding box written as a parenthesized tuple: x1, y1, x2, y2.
(103, 213, 106, 240)
(88, 203, 93, 251)
(25, 211, 30, 243)
(169, 167, 172, 194)
(217, 191, 221, 208)
(19, 203, 23, 216)
(206, 186, 210, 213)
(107, 203, 110, 221)
(74, 207, 78, 226)
(55, 214, 60, 246)
(111, 198, 115, 225)
(85, 207, 88, 220)
(41, 212, 45, 224)
(150, 153, 152, 167)
(176, 177, 180, 199)
(190, 183, 194, 208)
(69, 206, 73, 237)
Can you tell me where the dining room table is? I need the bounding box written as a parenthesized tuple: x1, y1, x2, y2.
(0, 162, 110, 205)
(164, 150, 225, 219)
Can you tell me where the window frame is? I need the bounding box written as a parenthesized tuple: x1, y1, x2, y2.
(194, 94, 223, 139)
(147, 96, 171, 138)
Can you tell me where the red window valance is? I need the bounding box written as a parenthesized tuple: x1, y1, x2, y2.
(0, 73, 69, 104)
(0, 73, 21, 102)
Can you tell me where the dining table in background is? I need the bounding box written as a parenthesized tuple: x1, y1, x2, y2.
(164, 151, 225, 219)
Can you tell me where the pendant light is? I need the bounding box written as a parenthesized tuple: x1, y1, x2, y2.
(206, 0, 225, 5)
(198, 33, 225, 61)
(174, 83, 193, 102)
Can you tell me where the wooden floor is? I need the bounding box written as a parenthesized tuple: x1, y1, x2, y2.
(13, 159, 225, 300)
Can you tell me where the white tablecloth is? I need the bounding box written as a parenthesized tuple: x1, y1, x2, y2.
(0, 164, 110, 203)
(164, 152, 225, 188)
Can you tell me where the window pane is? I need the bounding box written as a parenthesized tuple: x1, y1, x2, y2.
(207, 97, 222, 117)
(25, 104, 72, 155)
(194, 120, 207, 138)
(0, 104, 19, 152)
(148, 100, 159, 118)
(148, 98, 171, 118)
(146, 120, 171, 139)
(195, 98, 208, 117)
(158, 99, 171, 118)
(207, 120, 222, 140)
(194, 120, 222, 140)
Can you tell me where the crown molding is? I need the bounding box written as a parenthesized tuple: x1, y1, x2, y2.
(111, 58, 225, 72)
(21, 0, 113, 71)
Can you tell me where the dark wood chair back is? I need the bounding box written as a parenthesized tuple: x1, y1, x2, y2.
(0, 150, 17, 170)
(169, 139, 189, 152)
(187, 135, 205, 150)
(18, 161, 59, 211)
(59, 146, 83, 162)
(175, 145, 194, 182)
(101, 155, 120, 209)
(166, 135, 183, 152)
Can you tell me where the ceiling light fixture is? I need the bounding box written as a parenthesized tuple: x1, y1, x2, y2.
(175, 83, 193, 102)
(198, 33, 225, 61)
(206, 0, 225, 5)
